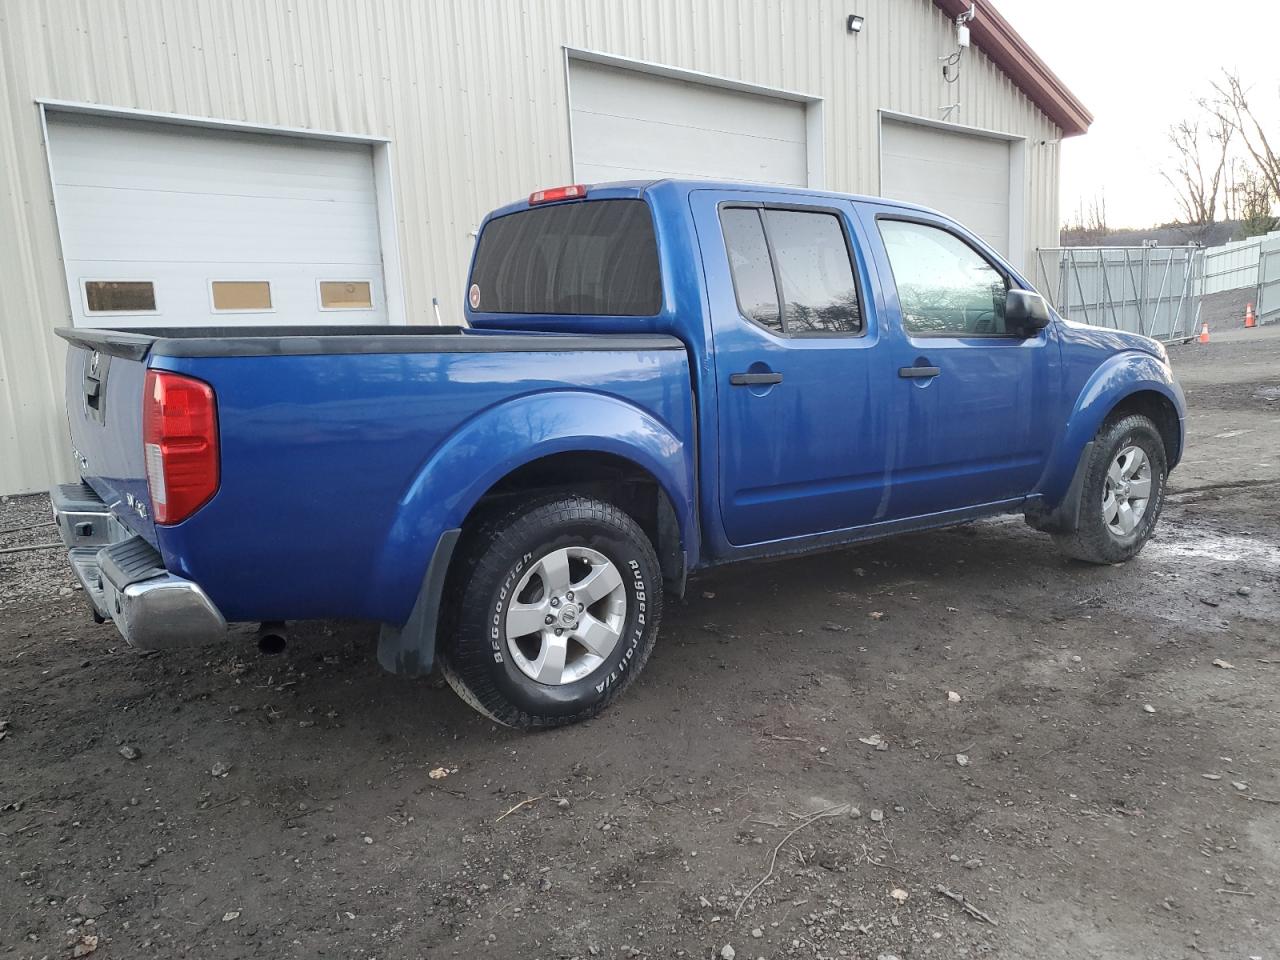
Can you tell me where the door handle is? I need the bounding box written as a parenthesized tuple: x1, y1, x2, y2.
(898, 366, 941, 379)
(730, 372, 783, 386)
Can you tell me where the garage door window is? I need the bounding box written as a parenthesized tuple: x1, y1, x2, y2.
(211, 281, 272, 312)
(720, 206, 862, 337)
(469, 200, 661, 316)
(319, 281, 373, 310)
(878, 219, 1009, 336)
(83, 280, 157, 314)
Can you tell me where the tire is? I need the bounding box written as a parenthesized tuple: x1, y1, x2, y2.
(440, 495, 662, 729)
(1052, 413, 1168, 564)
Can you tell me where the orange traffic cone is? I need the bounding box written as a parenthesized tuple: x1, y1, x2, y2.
(1244, 302, 1257, 328)
(1198, 320, 1210, 344)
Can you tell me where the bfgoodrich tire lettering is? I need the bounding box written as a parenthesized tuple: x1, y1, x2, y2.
(440, 496, 662, 728)
(1052, 413, 1168, 565)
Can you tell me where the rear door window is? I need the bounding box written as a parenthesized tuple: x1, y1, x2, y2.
(469, 199, 662, 315)
(720, 207, 782, 334)
(766, 209, 861, 336)
(719, 205, 862, 337)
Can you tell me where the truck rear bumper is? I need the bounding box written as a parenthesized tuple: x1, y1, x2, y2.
(51, 483, 226, 650)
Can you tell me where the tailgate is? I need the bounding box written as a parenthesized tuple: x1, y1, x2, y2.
(61, 334, 157, 547)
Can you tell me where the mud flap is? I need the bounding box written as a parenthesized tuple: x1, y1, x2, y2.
(1025, 441, 1095, 535)
(656, 487, 687, 599)
(377, 528, 461, 677)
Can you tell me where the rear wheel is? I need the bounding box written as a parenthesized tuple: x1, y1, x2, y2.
(1053, 413, 1167, 564)
(440, 496, 662, 728)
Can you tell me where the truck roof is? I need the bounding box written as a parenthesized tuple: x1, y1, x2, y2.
(484, 178, 942, 222)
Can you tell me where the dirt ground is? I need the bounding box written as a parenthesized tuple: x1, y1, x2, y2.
(2, 327, 1279, 960)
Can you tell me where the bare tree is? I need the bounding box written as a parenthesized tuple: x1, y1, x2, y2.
(1064, 192, 1110, 243)
(1210, 71, 1280, 204)
(1161, 115, 1233, 228)
(1086, 193, 1108, 236)
(1236, 167, 1278, 237)
(1223, 158, 1244, 220)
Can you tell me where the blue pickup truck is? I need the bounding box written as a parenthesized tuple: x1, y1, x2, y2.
(53, 179, 1185, 727)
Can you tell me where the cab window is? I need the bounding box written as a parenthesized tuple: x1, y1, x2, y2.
(878, 219, 1010, 336)
(470, 200, 661, 316)
(720, 206, 862, 337)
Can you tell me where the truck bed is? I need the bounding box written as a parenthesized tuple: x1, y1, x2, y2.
(57, 324, 694, 627)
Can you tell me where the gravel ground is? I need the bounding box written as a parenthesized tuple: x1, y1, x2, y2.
(1, 329, 1278, 960)
(1195, 289, 1257, 334)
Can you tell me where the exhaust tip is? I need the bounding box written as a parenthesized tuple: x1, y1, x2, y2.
(256, 621, 288, 656)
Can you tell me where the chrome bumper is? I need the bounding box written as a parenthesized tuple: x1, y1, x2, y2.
(51, 483, 226, 650)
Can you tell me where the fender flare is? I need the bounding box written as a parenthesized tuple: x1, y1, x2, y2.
(375, 390, 695, 675)
(1030, 351, 1184, 531)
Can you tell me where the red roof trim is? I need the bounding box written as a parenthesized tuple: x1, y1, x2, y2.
(933, 0, 1092, 137)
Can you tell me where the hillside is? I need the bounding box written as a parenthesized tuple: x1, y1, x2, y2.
(1061, 219, 1245, 248)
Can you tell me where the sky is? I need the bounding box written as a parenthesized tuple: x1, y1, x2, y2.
(993, 0, 1280, 229)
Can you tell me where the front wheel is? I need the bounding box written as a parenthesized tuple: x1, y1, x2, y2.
(1052, 413, 1168, 564)
(440, 496, 662, 728)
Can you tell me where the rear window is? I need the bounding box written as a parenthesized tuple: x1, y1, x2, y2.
(469, 199, 662, 316)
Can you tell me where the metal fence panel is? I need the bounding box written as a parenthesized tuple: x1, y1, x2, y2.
(1193, 229, 1280, 295)
(1035, 245, 1203, 342)
(1203, 234, 1260, 294)
(1258, 235, 1280, 325)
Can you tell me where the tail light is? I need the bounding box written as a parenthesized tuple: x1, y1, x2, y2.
(143, 370, 219, 524)
(529, 184, 587, 204)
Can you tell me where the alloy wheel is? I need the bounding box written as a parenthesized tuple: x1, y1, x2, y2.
(1102, 445, 1153, 536)
(505, 546, 627, 685)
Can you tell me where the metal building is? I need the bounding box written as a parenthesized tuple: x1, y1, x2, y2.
(0, 0, 1090, 494)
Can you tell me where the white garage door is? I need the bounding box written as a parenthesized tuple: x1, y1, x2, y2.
(880, 118, 1012, 257)
(569, 59, 810, 188)
(46, 113, 387, 328)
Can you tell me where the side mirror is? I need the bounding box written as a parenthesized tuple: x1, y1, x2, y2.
(1005, 289, 1051, 336)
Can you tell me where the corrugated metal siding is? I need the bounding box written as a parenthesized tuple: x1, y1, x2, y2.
(0, 0, 1062, 494)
